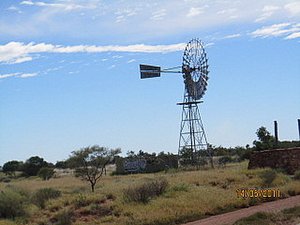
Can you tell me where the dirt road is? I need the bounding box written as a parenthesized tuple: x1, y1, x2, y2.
(183, 195, 300, 225)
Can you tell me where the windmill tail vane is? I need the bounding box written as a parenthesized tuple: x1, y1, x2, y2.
(140, 64, 182, 79)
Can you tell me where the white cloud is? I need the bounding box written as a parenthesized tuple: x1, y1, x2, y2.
(151, 9, 166, 21)
(205, 42, 214, 48)
(19, 72, 38, 78)
(44, 66, 62, 74)
(1, 1, 298, 44)
(217, 8, 237, 15)
(127, 59, 136, 63)
(255, 5, 280, 22)
(112, 55, 123, 59)
(21, 1, 34, 5)
(285, 32, 300, 39)
(115, 15, 125, 23)
(0, 42, 186, 64)
(0, 42, 53, 64)
(263, 5, 280, 12)
(20, 0, 96, 11)
(285, 2, 300, 15)
(7, 5, 22, 13)
(12, 56, 33, 64)
(68, 71, 79, 74)
(0, 73, 20, 79)
(187, 7, 203, 17)
(223, 33, 241, 39)
(108, 64, 116, 69)
(115, 8, 138, 23)
(0, 0, 296, 42)
(251, 23, 300, 38)
(0, 72, 38, 79)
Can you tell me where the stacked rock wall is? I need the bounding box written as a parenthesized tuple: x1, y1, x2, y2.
(248, 147, 300, 174)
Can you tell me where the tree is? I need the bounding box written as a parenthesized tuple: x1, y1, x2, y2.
(2, 161, 23, 176)
(253, 127, 275, 151)
(55, 161, 68, 169)
(38, 167, 55, 180)
(23, 156, 48, 176)
(126, 150, 136, 159)
(179, 147, 210, 167)
(68, 145, 121, 192)
(179, 147, 194, 166)
(218, 156, 233, 167)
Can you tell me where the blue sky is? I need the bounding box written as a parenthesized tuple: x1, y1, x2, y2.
(0, 0, 300, 165)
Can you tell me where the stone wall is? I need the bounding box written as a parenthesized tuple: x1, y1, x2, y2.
(248, 147, 300, 174)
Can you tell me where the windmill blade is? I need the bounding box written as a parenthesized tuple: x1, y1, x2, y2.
(201, 65, 209, 70)
(140, 64, 161, 79)
(200, 70, 209, 76)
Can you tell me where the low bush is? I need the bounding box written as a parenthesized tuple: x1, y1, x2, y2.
(234, 206, 300, 225)
(37, 167, 55, 180)
(260, 169, 277, 187)
(283, 206, 300, 217)
(172, 183, 189, 192)
(54, 210, 73, 225)
(0, 190, 26, 219)
(123, 177, 168, 203)
(0, 177, 11, 183)
(6, 185, 30, 198)
(106, 193, 116, 200)
(32, 188, 61, 209)
(294, 170, 300, 180)
(234, 212, 271, 225)
(218, 156, 234, 166)
(85, 204, 114, 217)
(272, 173, 291, 187)
(73, 194, 90, 208)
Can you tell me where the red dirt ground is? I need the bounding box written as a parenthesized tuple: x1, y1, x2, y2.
(183, 195, 300, 225)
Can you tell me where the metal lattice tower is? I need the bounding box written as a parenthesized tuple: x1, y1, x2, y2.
(177, 90, 209, 165)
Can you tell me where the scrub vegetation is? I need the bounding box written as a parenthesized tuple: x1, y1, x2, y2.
(1, 161, 300, 225)
(233, 206, 300, 225)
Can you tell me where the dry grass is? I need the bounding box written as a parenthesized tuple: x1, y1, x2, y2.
(233, 206, 300, 225)
(9, 176, 87, 193)
(1, 161, 300, 225)
(0, 220, 16, 225)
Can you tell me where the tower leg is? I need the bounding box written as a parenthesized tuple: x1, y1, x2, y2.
(178, 94, 212, 168)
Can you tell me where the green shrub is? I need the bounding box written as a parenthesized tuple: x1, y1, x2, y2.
(294, 170, 300, 180)
(260, 169, 277, 187)
(282, 206, 300, 216)
(37, 167, 55, 180)
(86, 204, 114, 217)
(32, 188, 61, 209)
(234, 212, 271, 225)
(55, 210, 73, 225)
(123, 177, 168, 203)
(6, 185, 30, 198)
(238, 149, 253, 161)
(172, 183, 189, 192)
(73, 194, 89, 208)
(0, 190, 26, 219)
(106, 193, 116, 200)
(0, 177, 11, 183)
(218, 156, 234, 166)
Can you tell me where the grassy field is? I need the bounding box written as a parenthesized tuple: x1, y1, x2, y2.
(233, 206, 300, 225)
(1, 161, 300, 225)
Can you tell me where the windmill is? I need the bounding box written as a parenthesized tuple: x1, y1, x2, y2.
(140, 38, 212, 166)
